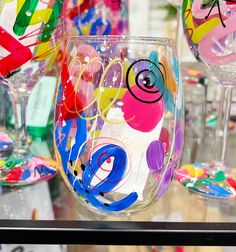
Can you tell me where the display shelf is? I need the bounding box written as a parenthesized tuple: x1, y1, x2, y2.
(0, 220, 236, 246)
(0, 172, 236, 246)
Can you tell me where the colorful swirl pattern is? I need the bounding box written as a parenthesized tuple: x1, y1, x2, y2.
(176, 163, 236, 198)
(0, 0, 64, 185)
(65, 0, 129, 35)
(0, 0, 64, 78)
(0, 132, 13, 157)
(182, 0, 236, 65)
(0, 156, 57, 186)
(180, 0, 236, 198)
(54, 43, 184, 213)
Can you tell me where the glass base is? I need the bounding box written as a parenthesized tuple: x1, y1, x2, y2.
(175, 162, 236, 199)
(0, 154, 58, 186)
(0, 131, 13, 158)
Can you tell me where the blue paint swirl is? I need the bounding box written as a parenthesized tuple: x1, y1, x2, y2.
(90, 17, 111, 35)
(72, 5, 111, 35)
(54, 114, 138, 212)
(190, 181, 232, 197)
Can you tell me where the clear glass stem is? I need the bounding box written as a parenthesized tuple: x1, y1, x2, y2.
(11, 94, 29, 157)
(176, 9, 182, 57)
(0, 85, 5, 128)
(214, 85, 232, 166)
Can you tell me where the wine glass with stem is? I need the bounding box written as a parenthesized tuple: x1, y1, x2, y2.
(167, 0, 183, 56)
(176, 0, 236, 199)
(0, 85, 13, 158)
(0, 0, 65, 186)
(64, 0, 129, 36)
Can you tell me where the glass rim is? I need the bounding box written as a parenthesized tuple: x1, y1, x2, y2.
(65, 35, 176, 46)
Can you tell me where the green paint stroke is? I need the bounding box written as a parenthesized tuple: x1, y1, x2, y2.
(182, 170, 226, 189)
(13, 0, 63, 40)
(13, 0, 39, 36)
(39, 0, 63, 42)
(4, 157, 22, 169)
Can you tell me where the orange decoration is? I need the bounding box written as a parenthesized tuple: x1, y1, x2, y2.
(161, 56, 178, 93)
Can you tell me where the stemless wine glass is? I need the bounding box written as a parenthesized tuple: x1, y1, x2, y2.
(54, 35, 184, 215)
(64, 0, 129, 36)
(0, 0, 65, 186)
(176, 0, 236, 199)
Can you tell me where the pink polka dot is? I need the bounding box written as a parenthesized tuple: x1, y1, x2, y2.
(121, 86, 164, 132)
(77, 44, 101, 74)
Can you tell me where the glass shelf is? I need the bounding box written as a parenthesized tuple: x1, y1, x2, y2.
(0, 174, 236, 246)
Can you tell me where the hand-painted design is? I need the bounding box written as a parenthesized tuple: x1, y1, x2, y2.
(0, 132, 13, 153)
(55, 116, 138, 212)
(85, 138, 133, 190)
(159, 127, 170, 154)
(68, 0, 96, 20)
(201, 0, 236, 28)
(174, 127, 183, 155)
(156, 161, 176, 198)
(81, 144, 137, 211)
(66, 0, 128, 35)
(13, 0, 63, 38)
(0, 27, 32, 77)
(55, 42, 183, 213)
(192, 0, 229, 20)
(0, 156, 57, 185)
(183, 0, 236, 65)
(183, 0, 220, 44)
(0, 0, 64, 78)
(125, 59, 165, 104)
(59, 55, 125, 124)
(104, 0, 121, 11)
(55, 116, 87, 169)
(161, 57, 178, 93)
(121, 84, 164, 132)
(59, 59, 84, 121)
(90, 17, 112, 35)
(122, 57, 165, 132)
(198, 15, 236, 65)
(39, 1, 64, 42)
(176, 163, 236, 198)
(148, 51, 176, 113)
(146, 140, 164, 173)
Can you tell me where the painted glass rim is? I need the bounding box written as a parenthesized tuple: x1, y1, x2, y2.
(65, 35, 176, 47)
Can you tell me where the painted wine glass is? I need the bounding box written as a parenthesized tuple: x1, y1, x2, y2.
(64, 0, 129, 36)
(0, 85, 13, 158)
(176, 0, 236, 199)
(167, 0, 182, 7)
(167, 0, 183, 56)
(0, 0, 65, 186)
(54, 35, 184, 215)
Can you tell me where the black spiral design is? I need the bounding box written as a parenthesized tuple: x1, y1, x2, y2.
(126, 59, 165, 104)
